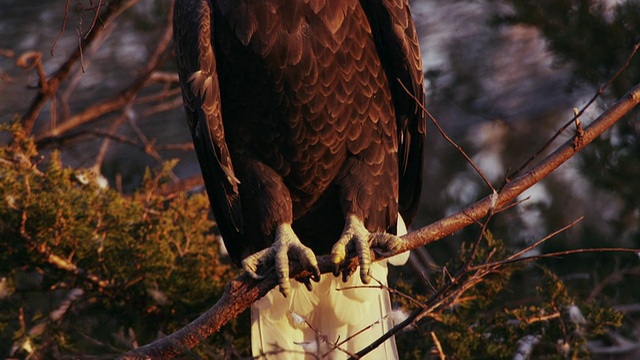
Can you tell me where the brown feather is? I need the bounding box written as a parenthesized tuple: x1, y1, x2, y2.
(174, 0, 425, 263)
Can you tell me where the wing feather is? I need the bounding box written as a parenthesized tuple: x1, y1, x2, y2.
(360, 0, 426, 226)
(173, 0, 243, 236)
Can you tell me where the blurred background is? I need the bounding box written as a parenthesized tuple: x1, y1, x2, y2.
(1, 0, 639, 358)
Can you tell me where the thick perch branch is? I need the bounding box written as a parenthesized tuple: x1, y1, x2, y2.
(119, 82, 640, 359)
(399, 82, 640, 254)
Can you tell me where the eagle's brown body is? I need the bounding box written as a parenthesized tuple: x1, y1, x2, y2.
(174, 0, 425, 357)
(174, 0, 425, 266)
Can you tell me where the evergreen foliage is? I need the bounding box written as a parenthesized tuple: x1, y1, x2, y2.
(0, 122, 628, 358)
(0, 121, 245, 358)
(492, 0, 640, 249)
(395, 232, 623, 359)
(2, 1, 638, 357)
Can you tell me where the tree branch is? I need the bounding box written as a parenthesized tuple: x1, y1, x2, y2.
(20, 0, 129, 134)
(33, 9, 175, 145)
(399, 81, 640, 254)
(119, 80, 640, 359)
(506, 42, 640, 181)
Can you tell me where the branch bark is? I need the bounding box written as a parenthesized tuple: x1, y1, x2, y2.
(119, 82, 640, 359)
(20, 0, 128, 134)
(33, 5, 175, 145)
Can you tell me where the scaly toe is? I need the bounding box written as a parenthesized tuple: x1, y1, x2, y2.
(291, 242, 321, 280)
(331, 214, 374, 284)
(273, 223, 320, 297)
(241, 247, 273, 280)
(370, 232, 403, 257)
(330, 241, 348, 277)
(240, 224, 320, 297)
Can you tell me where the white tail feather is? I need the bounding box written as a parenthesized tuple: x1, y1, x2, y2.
(251, 217, 409, 359)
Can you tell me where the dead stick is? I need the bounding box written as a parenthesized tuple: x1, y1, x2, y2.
(119, 81, 640, 359)
(21, 0, 127, 134)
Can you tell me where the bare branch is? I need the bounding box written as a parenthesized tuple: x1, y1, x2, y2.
(93, 107, 130, 171)
(153, 175, 203, 198)
(481, 216, 585, 268)
(493, 248, 640, 268)
(587, 266, 640, 303)
(397, 81, 640, 254)
(86, 0, 105, 40)
(430, 331, 446, 360)
(33, 13, 174, 144)
(51, 0, 71, 56)
(119, 80, 640, 359)
(21, 0, 131, 134)
(16, 51, 48, 92)
(506, 42, 640, 182)
(398, 79, 496, 194)
(126, 112, 180, 182)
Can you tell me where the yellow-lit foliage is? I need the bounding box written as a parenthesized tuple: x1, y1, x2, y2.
(0, 121, 244, 358)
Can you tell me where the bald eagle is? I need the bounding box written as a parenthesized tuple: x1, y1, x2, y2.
(173, 0, 425, 357)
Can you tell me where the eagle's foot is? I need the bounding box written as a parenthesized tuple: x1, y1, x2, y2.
(242, 223, 320, 298)
(330, 214, 402, 284)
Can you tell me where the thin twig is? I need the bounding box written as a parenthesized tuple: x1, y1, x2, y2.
(51, 0, 71, 56)
(34, 22, 173, 144)
(463, 210, 494, 272)
(86, 0, 104, 40)
(126, 112, 180, 182)
(93, 106, 130, 171)
(587, 266, 640, 303)
(337, 274, 427, 310)
(21, 0, 133, 134)
(482, 216, 585, 268)
(473, 248, 640, 270)
(119, 70, 640, 360)
(398, 80, 496, 193)
(350, 259, 502, 360)
(431, 331, 446, 360)
(506, 42, 640, 182)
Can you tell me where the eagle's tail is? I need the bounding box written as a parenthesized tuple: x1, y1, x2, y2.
(251, 218, 409, 359)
